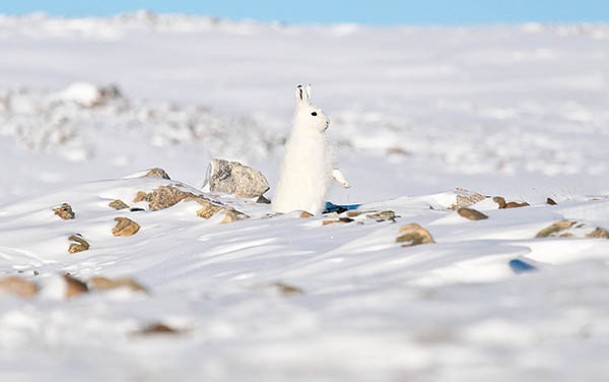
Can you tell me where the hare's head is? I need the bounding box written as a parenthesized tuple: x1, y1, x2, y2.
(294, 84, 329, 132)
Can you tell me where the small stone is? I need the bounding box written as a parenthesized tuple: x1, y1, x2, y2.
(144, 167, 171, 180)
(109, 199, 129, 210)
(396, 223, 435, 247)
(112, 217, 141, 237)
(68, 234, 90, 253)
(457, 207, 489, 221)
(53, 203, 75, 220)
(586, 227, 609, 239)
(535, 220, 576, 238)
(63, 274, 89, 298)
(134, 322, 183, 336)
(89, 276, 147, 293)
(346, 210, 364, 218)
(366, 210, 396, 222)
(322, 217, 354, 226)
(493, 196, 529, 209)
(546, 198, 557, 205)
(204, 159, 270, 198)
(256, 195, 271, 204)
(272, 281, 304, 296)
(0, 276, 39, 298)
(300, 211, 314, 218)
(220, 209, 248, 224)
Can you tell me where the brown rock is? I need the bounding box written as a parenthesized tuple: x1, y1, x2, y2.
(68, 234, 90, 253)
(272, 281, 304, 296)
(136, 185, 192, 211)
(133, 191, 150, 204)
(367, 210, 396, 222)
(112, 217, 141, 237)
(546, 198, 557, 205)
(63, 274, 89, 298)
(535, 220, 576, 238)
(144, 167, 171, 180)
(53, 203, 75, 220)
(89, 276, 147, 293)
(300, 211, 314, 218)
(220, 209, 248, 224)
(586, 227, 609, 239)
(109, 199, 129, 210)
(188, 197, 223, 219)
(134, 322, 183, 336)
(449, 189, 487, 210)
(322, 217, 354, 226)
(457, 207, 489, 221)
(133, 185, 248, 222)
(493, 196, 529, 209)
(0, 276, 39, 298)
(396, 223, 435, 247)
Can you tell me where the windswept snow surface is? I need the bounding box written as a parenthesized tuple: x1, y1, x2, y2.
(1, 13, 609, 381)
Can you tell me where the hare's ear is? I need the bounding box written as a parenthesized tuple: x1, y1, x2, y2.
(305, 84, 312, 100)
(295, 84, 310, 105)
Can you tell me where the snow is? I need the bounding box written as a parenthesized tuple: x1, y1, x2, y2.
(1, 13, 609, 381)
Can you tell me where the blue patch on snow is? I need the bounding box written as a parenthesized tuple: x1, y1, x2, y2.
(323, 202, 361, 214)
(509, 259, 538, 274)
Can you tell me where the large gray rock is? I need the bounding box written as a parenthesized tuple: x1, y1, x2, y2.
(204, 159, 269, 198)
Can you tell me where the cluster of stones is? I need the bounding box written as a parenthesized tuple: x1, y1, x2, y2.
(0, 273, 147, 299)
(53, 168, 248, 254)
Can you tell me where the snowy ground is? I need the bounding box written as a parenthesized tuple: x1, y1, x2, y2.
(1, 13, 609, 381)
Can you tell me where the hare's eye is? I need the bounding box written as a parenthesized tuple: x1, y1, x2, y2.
(311, 111, 318, 116)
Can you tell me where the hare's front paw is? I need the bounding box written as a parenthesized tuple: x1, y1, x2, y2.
(341, 181, 351, 189)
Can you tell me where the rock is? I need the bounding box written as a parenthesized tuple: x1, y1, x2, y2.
(457, 207, 489, 221)
(396, 223, 435, 247)
(300, 211, 314, 218)
(136, 185, 190, 210)
(546, 198, 557, 205)
(68, 234, 90, 253)
(112, 217, 141, 237)
(586, 227, 609, 239)
(144, 167, 171, 180)
(88, 276, 147, 293)
(133, 191, 150, 204)
(322, 217, 354, 226)
(53, 203, 75, 220)
(133, 185, 248, 222)
(63, 274, 89, 298)
(535, 220, 576, 238)
(188, 197, 223, 218)
(449, 189, 487, 210)
(0, 276, 39, 298)
(134, 322, 183, 336)
(272, 281, 304, 296)
(346, 210, 364, 218)
(367, 210, 396, 222)
(256, 195, 271, 204)
(493, 196, 530, 209)
(204, 159, 269, 198)
(109, 199, 129, 210)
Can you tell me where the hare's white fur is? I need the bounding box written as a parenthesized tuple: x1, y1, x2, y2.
(273, 85, 350, 215)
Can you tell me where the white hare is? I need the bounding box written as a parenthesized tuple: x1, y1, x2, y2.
(273, 84, 350, 215)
